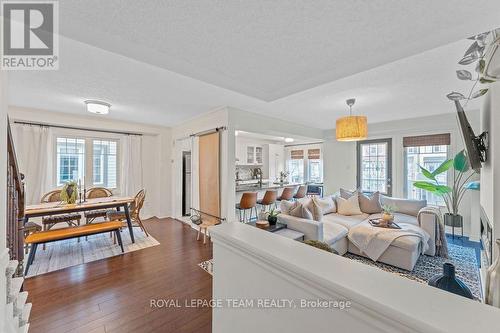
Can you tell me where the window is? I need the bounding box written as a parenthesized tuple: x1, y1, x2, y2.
(404, 134, 450, 206)
(93, 140, 118, 188)
(288, 149, 304, 183)
(357, 139, 392, 195)
(56, 137, 85, 186)
(287, 148, 323, 183)
(55, 137, 119, 189)
(307, 149, 322, 183)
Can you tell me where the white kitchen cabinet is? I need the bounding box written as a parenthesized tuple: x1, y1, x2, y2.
(236, 143, 263, 165)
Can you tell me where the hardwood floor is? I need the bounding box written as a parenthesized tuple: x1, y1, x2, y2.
(24, 218, 213, 333)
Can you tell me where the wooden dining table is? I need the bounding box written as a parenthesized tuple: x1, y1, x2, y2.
(24, 196, 137, 243)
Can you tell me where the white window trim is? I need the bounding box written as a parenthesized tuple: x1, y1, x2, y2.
(53, 131, 121, 192)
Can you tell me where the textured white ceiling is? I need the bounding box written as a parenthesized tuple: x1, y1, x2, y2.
(8, 1, 500, 128)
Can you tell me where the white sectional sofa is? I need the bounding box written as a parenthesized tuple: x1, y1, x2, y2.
(278, 193, 438, 271)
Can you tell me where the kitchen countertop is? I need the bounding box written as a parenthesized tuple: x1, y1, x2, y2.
(235, 182, 306, 193)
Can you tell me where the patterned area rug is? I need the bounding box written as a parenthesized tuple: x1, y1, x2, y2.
(198, 259, 213, 276)
(198, 243, 481, 300)
(344, 243, 482, 300)
(26, 231, 160, 277)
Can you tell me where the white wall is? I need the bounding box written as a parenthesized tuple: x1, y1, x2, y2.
(481, 82, 500, 256)
(323, 112, 481, 238)
(8, 106, 172, 218)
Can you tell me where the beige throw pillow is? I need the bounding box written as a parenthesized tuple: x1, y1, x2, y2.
(358, 191, 383, 214)
(336, 194, 363, 216)
(308, 199, 323, 222)
(312, 196, 336, 215)
(280, 200, 295, 214)
(289, 202, 313, 220)
(340, 188, 357, 199)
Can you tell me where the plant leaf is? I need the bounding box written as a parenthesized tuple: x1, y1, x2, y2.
(463, 42, 479, 58)
(476, 59, 485, 74)
(413, 181, 440, 193)
(419, 165, 436, 181)
(458, 53, 479, 65)
(446, 92, 466, 101)
(432, 159, 453, 176)
(454, 150, 470, 172)
(468, 31, 490, 42)
(480, 77, 496, 84)
(471, 89, 488, 99)
(456, 70, 472, 80)
(435, 185, 453, 195)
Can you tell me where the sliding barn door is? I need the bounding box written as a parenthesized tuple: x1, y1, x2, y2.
(198, 132, 221, 224)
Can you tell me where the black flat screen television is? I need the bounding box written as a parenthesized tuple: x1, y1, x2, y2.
(454, 100, 488, 173)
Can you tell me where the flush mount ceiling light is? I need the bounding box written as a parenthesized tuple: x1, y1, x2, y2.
(336, 98, 367, 142)
(85, 100, 111, 115)
(284, 137, 294, 143)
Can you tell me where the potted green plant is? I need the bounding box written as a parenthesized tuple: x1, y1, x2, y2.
(266, 209, 280, 225)
(413, 150, 475, 229)
(60, 180, 78, 204)
(381, 204, 396, 225)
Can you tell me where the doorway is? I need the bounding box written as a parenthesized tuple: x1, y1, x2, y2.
(356, 138, 392, 195)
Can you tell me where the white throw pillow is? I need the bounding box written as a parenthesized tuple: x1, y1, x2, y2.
(336, 194, 363, 216)
(280, 200, 295, 214)
(312, 196, 336, 214)
(289, 202, 313, 220)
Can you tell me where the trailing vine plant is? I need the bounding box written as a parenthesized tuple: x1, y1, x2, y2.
(446, 30, 499, 104)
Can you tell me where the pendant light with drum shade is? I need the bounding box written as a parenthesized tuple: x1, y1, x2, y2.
(336, 98, 368, 141)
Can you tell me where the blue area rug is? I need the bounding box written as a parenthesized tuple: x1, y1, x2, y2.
(344, 243, 482, 300)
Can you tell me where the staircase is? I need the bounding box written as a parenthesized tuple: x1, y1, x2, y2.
(2, 119, 30, 332)
(2, 253, 30, 332)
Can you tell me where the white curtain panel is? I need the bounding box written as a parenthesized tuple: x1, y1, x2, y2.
(12, 124, 53, 205)
(120, 134, 143, 197)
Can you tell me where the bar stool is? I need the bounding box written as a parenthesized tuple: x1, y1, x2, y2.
(236, 192, 258, 223)
(276, 187, 295, 208)
(257, 190, 277, 212)
(293, 185, 307, 201)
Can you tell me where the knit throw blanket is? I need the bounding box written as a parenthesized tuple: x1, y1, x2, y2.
(418, 206, 448, 258)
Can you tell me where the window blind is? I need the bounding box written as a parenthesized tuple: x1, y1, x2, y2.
(308, 148, 321, 159)
(291, 149, 304, 160)
(403, 133, 450, 147)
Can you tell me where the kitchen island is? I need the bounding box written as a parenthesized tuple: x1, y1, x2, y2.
(235, 181, 306, 205)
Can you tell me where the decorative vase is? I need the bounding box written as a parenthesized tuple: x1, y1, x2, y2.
(444, 213, 463, 228)
(428, 263, 473, 299)
(268, 215, 277, 226)
(381, 212, 394, 225)
(486, 239, 500, 307)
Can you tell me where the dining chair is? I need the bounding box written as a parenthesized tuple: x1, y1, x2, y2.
(40, 189, 82, 249)
(84, 187, 113, 240)
(106, 189, 149, 238)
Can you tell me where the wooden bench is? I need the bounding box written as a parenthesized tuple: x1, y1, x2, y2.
(24, 221, 124, 275)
